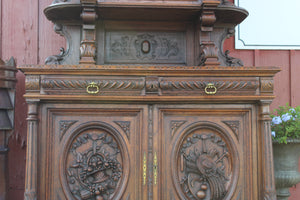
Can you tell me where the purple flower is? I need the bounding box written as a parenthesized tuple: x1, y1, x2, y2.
(282, 113, 292, 122)
(272, 116, 282, 125)
(271, 131, 276, 137)
(289, 108, 296, 113)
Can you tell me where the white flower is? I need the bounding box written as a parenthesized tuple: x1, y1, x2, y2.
(272, 116, 282, 125)
(271, 131, 276, 137)
(282, 113, 292, 122)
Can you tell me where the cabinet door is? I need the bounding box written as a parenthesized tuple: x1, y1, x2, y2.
(39, 104, 148, 200)
(153, 105, 258, 200)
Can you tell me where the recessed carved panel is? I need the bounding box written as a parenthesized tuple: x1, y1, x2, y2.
(175, 127, 237, 200)
(105, 31, 186, 64)
(64, 127, 125, 200)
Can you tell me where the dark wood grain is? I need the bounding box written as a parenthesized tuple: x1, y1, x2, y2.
(17, 0, 280, 200)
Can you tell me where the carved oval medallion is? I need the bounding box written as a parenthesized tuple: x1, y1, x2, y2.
(173, 123, 238, 200)
(62, 124, 128, 200)
(141, 40, 151, 53)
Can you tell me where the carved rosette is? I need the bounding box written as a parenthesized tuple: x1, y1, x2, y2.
(64, 128, 124, 200)
(174, 124, 237, 200)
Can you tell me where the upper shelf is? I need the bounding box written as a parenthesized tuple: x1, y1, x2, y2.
(44, 1, 248, 23)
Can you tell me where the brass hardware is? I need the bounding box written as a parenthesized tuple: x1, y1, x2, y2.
(153, 152, 158, 185)
(143, 152, 147, 185)
(205, 83, 217, 95)
(86, 82, 99, 94)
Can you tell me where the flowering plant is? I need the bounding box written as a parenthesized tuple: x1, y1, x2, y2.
(271, 104, 300, 144)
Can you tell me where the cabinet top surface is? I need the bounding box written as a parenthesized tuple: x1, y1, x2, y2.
(44, 0, 248, 22)
(19, 65, 280, 77)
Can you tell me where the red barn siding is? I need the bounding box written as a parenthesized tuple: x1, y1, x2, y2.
(0, 0, 299, 199)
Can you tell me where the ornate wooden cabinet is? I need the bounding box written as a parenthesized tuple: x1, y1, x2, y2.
(20, 1, 280, 200)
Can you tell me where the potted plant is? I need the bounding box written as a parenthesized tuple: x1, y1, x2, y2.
(271, 104, 300, 200)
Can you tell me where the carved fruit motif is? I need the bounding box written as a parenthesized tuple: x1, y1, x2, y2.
(179, 132, 232, 200)
(65, 129, 123, 200)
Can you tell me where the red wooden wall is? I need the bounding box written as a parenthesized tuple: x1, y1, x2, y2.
(0, 0, 299, 199)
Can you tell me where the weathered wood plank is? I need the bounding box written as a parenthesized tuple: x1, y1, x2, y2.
(289, 50, 300, 107)
(1, 0, 39, 199)
(254, 50, 290, 110)
(38, 0, 66, 64)
(2, 0, 38, 64)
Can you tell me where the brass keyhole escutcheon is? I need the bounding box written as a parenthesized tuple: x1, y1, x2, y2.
(86, 82, 99, 94)
(143, 152, 147, 185)
(205, 83, 217, 95)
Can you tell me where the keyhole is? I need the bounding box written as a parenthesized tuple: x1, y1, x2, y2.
(141, 40, 150, 53)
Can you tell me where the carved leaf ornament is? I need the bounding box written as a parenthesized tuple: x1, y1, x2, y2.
(65, 128, 123, 200)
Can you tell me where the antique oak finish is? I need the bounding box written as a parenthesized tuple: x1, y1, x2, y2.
(20, 0, 280, 200)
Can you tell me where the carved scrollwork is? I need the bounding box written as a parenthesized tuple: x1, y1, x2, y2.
(107, 32, 184, 64)
(217, 28, 244, 67)
(170, 120, 186, 137)
(45, 47, 65, 65)
(224, 50, 244, 67)
(65, 129, 123, 200)
(60, 120, 77, 140)
(223, 121, 240, 140)
(111, 36, 130, 56)
(114, 121, 130, 140)
(159, 79, 259, 92)
(178, 131, 233, 200)
(41, 79, 145, 91)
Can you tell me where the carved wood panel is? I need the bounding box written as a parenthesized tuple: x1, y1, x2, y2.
(155, 105, 256, 200)
(39, 104, 147, 200)
(105, 31, 186, 64)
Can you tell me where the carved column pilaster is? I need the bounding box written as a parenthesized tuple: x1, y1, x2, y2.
(79, 0, 98, 64)
(24, 101, 39, 200)
(259, 100, 277, 200)
(198, 0, 221, 66)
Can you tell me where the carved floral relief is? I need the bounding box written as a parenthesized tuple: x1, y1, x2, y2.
(106, 31, 185, 64)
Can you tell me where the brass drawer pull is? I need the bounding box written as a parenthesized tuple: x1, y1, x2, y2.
(86, 82, 99, 94)
(205, 83, 217, 95)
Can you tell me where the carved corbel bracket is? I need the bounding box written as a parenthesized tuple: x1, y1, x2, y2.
(200, 10, 216, 32)
(79, 0, 98, 64)
(199, 1, 221, 66)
